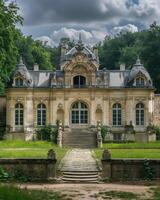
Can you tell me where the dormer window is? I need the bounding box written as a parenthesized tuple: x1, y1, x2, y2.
(73, 75, 86, 88)
(15, 78, 24, 87)
(136, 77, 145, 87)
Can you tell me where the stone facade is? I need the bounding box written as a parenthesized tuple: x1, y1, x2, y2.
(1, 37, 158, 142)
(153, 95, 160, 126)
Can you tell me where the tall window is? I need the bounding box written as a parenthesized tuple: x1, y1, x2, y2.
(73, 75, 86, 88)
(37, 103, 46, 126)
(15, 78, 24, 87)
(112, 103, 122, 126)
(71, 101, 88, 124)
(136, 77, 145, 87)
(136, 103, 145, 126)
(15, 103, 24, 126)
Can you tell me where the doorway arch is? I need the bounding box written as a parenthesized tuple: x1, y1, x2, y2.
(71, 101, 88, 125)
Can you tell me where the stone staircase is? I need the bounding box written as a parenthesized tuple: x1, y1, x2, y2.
(60, 149, 100, 183)
(62, 171, 99, 183)
(62, 128, 97, 148)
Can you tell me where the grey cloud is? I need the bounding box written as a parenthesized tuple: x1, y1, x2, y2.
(17, 0, 128, 26)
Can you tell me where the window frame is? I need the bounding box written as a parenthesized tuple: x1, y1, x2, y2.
(15, 78, 24, 87)
(112, 103, 122, 127)
(73, 75, 86, 88)
(15, 103, 24, 126)
(71, 101, 88, 124)
(136, 103, 145, 126)
(37, 103, 47, 126)
(135, 76, 145, 87)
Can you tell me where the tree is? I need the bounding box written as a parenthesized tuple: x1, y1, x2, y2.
(0, 0, 22, 93)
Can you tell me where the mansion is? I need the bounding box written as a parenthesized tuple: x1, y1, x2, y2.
(0, 36, 160, 145)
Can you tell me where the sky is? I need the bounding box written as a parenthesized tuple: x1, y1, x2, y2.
(6, 0, 160, 46)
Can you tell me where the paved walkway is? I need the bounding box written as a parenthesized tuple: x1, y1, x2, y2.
(60, 149, 99, 172)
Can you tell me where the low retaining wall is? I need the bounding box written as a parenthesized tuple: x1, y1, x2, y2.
(0, 150, 57, 181)
(101, 150, 160, 181)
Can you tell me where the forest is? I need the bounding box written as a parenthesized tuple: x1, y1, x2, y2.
(1, 0, 160, 93)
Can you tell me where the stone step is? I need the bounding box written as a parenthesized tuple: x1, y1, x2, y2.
(62, 129, 97, 148)
(63, 171, 99, 175)
(62, 171, 99, 183)
(62, 177, 98, 183)
(63, 145, 96, 148)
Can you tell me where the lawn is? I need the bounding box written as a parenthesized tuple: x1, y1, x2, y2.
(102, 142, 160, 149)
(0, 140, 68, 163)
(94, 142, 160, 160)
(0, 185, 70, 200)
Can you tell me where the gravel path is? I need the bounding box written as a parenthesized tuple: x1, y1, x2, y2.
(19, 183, 153, 200)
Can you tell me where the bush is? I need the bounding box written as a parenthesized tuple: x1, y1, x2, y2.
(0, 126, 6, 140)
(36, 125, 58, 143)
(142, 160, 155, 181)
(154, 126, 160, 140)
(101, 126, 109, 142)
(0, 166, 9, 182)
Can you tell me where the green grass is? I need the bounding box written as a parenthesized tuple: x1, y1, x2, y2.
(99, 190, 139, 200)
(0, 185, 71, 200)
(151, 187, 160, 200)
(95, 148, 160, 159)
(102, 142, 160, 149)
(0, 140, 53, 148)
(0, 140, 68, 164)
(94, 142, 160, 160)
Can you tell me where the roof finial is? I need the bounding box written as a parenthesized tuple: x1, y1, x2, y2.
(19, 56, 24, 65)
(78, 32, 82, 44)
(136, 55, 141, 65)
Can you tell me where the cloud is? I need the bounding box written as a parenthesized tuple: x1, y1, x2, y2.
(35, 36, 55, 47)
(16, 0, 160, 28)
(111, 24, 138, 35)
(35, 28, 107, 47)
(15, 0, 160, 43)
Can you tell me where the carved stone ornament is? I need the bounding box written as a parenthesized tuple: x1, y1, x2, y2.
(58, 103, 63, 109)
(47, 149, 56, 159)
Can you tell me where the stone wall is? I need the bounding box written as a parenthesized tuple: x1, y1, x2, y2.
(102, 157, 160, 181)
(153, 94, 160, 126)
(0, 157, 57, 181)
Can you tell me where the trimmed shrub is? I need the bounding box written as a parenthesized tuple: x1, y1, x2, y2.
(36, 125, 58, 143)
(101, 126, 109, 142)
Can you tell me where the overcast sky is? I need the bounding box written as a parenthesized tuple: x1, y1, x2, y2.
(7, 0, 160, 46)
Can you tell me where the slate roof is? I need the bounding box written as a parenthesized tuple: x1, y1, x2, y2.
(8, 42, 153, 89)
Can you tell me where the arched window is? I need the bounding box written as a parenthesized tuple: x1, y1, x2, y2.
(136, 77, 145, 87)
(73, 75, 86, 88)
(71, 101, 88, 124)
(37, 103, 46, 126)
(136, 103, 145, 126)
(112, 103, 122, 126)
(15, 78, 24, 87)
(15, 103, 24, 126)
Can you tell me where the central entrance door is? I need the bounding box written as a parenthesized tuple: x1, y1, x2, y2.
(71, 101, 88, 124)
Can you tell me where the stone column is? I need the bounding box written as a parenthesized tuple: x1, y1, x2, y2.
(64, 99, 69, 127)
(90, 98, 95, 126)
(47, 149, 57, 180)
(25, 94, 34, 140)
(101, 150, 112, 180)
(103, 98, 109, 126)
(52, 98, 57, 125)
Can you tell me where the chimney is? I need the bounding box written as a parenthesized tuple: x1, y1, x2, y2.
(34, 63, 39, 71)
(93, 46, 99, 60)
(60, 43, 68, 60)
(120, 63, 125, 71)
